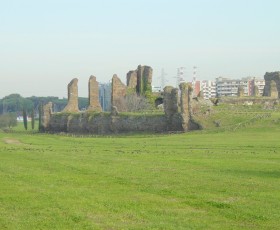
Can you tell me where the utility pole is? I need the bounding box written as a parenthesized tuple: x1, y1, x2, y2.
(174, 67, 186, 88)
(192, 66, 197, 88)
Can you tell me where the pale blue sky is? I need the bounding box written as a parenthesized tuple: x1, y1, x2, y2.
(1, 0, 280, 98)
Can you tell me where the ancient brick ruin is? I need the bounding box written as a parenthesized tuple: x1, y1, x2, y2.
(267, 80, 278, 98)
(63, 78, 79, 112)
(237, 86, 245, 97)
(126, 70, 137, 89)
(136, 65, 153, 95)
(40, 102, 53, 131)
(252, 85, 260, 97)
(39, 65, 200, 134)
(263, 72, 280, 98)
(88, 75, 102, 112)
(111, 74, 127, 108)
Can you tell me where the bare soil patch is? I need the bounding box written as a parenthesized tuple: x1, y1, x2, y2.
(3, 138, 22, 145)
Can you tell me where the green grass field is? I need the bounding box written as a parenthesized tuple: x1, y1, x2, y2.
(0, 106, 280, 229)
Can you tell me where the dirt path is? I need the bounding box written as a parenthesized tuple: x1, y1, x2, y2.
(3, 138, 22, 145)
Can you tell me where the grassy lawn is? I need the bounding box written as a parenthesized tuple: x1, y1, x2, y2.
(0, 111, 280, 229)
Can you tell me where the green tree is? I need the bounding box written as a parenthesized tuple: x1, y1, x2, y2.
(0, 113, 17, 129)
(38, 104, 42, 132)
(31, 109, 35, 130)
(23, 109, 28, 130)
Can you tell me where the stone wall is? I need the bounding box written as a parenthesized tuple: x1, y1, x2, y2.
(252, 85, 260, 97)
(237, 86, 245, 97)
(63, 78, 79, 112)
(126, 65, 153, 95)
(87, 75, 102, 112)
(136, 65, 153, 95)
(126, 70, 137, 89)
(45, 112, 169, 134)
(111, 74, 127, 110)
(163, 86, 181, 130)
(268, 80, 278, 98)
(39, 102, 53, 131)
(41, 83, 200, 134)
(263, 72, 280, 98)
(218, 97, 279, 105)
(40, 65, 200, 134)
(179, 83, 199, 130)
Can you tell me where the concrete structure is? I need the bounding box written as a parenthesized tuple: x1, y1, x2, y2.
(248, 78, 265, 96)
(216, 77, 264, 97)
(193, 81, 201, 97)
(152, 86, 162, 93)
(99, 83, 112, 111)
(200, 80, 216, 99)
(216, 77, 249, 97)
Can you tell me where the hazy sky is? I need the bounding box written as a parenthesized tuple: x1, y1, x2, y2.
(1, 0, 280, 98)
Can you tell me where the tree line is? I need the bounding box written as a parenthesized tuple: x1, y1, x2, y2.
(0, 94, 88, 115)
(0, 94, 88, 130)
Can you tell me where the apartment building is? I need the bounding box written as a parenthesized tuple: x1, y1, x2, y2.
(200, 80, 217, 99)
(99, 83, 112, 111)
(216, 77, 249, 97)
(216, 77, 265, 97)
(248, 78, 265, 96)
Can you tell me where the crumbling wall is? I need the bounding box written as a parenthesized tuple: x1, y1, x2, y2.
(126, 65, 153, 95)
(136, 65, 153, 95)
(163, 86, 178, 118)
(263, 72, 280, 98)
(44, 112, 168, 134)
(63, 78, 79, 112)
(252, 85, 260, 97)
(40, 102, 53, 131)
(268, 80, 278, 98)
(163, 86, 182, 130)
(179, 83, 199, 131)
(41, 66, 200, 134)
(126, 70, 137, 89)
(88, 75, 102, 112)
(237, 86, 245, 97)
(42, 82, 200, 134)
(111, 74, 127, 110)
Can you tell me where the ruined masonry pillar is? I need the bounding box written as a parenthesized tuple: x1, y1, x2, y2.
(269, 80, 278, 99)
(63, 78, 79, 112)
(87, 75, 102, 112)
(179, 82, 192, 130)
(163, 86, 178, 119)
(40, 102, 53, 131)
(111, 74, 127, 109)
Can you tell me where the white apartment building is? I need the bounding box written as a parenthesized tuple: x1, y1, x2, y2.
(216, 77, 265, 97)
(248, 78, 265, 96)
(201, 80, 216, 99)
(216, 77, 251, 97)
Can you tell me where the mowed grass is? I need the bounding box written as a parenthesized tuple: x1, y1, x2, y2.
(0, 114, 280, 229)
